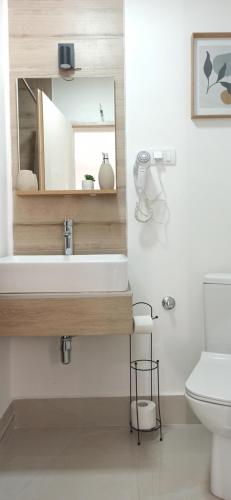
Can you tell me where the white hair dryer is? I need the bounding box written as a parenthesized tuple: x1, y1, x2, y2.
(134, 150, 153, 222)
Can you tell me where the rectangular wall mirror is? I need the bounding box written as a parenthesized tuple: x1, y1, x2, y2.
(17, 77, 116, 192)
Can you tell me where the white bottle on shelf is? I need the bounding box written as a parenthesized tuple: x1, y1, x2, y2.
(98, 152, 114, 189)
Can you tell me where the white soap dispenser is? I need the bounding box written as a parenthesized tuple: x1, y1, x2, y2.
(98, 152, 114, 189)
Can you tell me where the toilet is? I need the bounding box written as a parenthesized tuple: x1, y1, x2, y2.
(185, 274, 231, 500)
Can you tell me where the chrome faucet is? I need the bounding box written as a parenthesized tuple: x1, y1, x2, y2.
(64, 218, 73, 255)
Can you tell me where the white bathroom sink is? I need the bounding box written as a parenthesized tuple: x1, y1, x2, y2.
(0, 254, 128, 294)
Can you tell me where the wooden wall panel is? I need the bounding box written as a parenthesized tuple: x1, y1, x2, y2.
(9, 0, 126, 255)
(13, 190, 126, 225)
(10, 38, 124, 76)
(14, 223, 126, 255)
(9, 0, 123, 37)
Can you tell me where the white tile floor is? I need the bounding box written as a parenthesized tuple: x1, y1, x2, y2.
(0, 425, 214, 500)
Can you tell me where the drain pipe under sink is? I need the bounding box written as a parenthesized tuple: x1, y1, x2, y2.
(60, 336, 72, 364)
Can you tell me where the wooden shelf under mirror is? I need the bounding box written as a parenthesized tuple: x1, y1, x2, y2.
(16, 189, 118, 197)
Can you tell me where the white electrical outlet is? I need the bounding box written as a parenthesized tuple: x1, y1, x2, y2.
(149, 148, 176, 166)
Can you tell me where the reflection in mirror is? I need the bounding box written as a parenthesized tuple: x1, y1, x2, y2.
(17, 77, 116, 191)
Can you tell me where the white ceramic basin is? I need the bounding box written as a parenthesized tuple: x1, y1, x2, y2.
(0, 254, 128, 293)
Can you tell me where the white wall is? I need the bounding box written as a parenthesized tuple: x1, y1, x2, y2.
(0, 0, 12, 416)
(40, 92, 75, 190)
(52, 77, 115, 123)
(11, 336, 130, 398)
(11, 0, 231, 400)
(125, 0, 231, 395)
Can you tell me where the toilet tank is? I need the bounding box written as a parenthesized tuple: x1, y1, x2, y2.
(204, 274, 231, 354)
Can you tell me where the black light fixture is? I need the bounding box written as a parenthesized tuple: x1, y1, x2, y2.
(58, 43, 75, 70)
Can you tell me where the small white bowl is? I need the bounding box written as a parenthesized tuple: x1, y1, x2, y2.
(16, 170, 38, 191)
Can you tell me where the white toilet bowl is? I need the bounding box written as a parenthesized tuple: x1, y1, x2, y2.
(185, 351, 231, 500)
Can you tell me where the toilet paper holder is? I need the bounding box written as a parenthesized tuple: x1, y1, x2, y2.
(130, 302, 163, 445)
(133, 301, 158, 322)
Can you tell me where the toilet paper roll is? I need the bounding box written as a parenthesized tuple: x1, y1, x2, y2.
(131, 399, 156, 430)
(133, 315, 153, 334)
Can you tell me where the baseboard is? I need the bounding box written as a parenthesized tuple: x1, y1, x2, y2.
(0, 402, 15, 441)
(12, 395, 198, 429)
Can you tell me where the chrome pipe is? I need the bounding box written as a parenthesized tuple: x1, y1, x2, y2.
(60, 336, 72, 364)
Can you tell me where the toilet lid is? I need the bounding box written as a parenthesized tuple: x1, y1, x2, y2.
(185, 351, 231, 406)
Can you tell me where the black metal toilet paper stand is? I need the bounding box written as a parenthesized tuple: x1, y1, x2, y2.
(130, 302, 163, 445)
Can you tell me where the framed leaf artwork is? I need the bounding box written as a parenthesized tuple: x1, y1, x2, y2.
(192, 33, 231, 118)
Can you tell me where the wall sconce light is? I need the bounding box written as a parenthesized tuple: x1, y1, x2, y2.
(58, 43, 75, 70)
